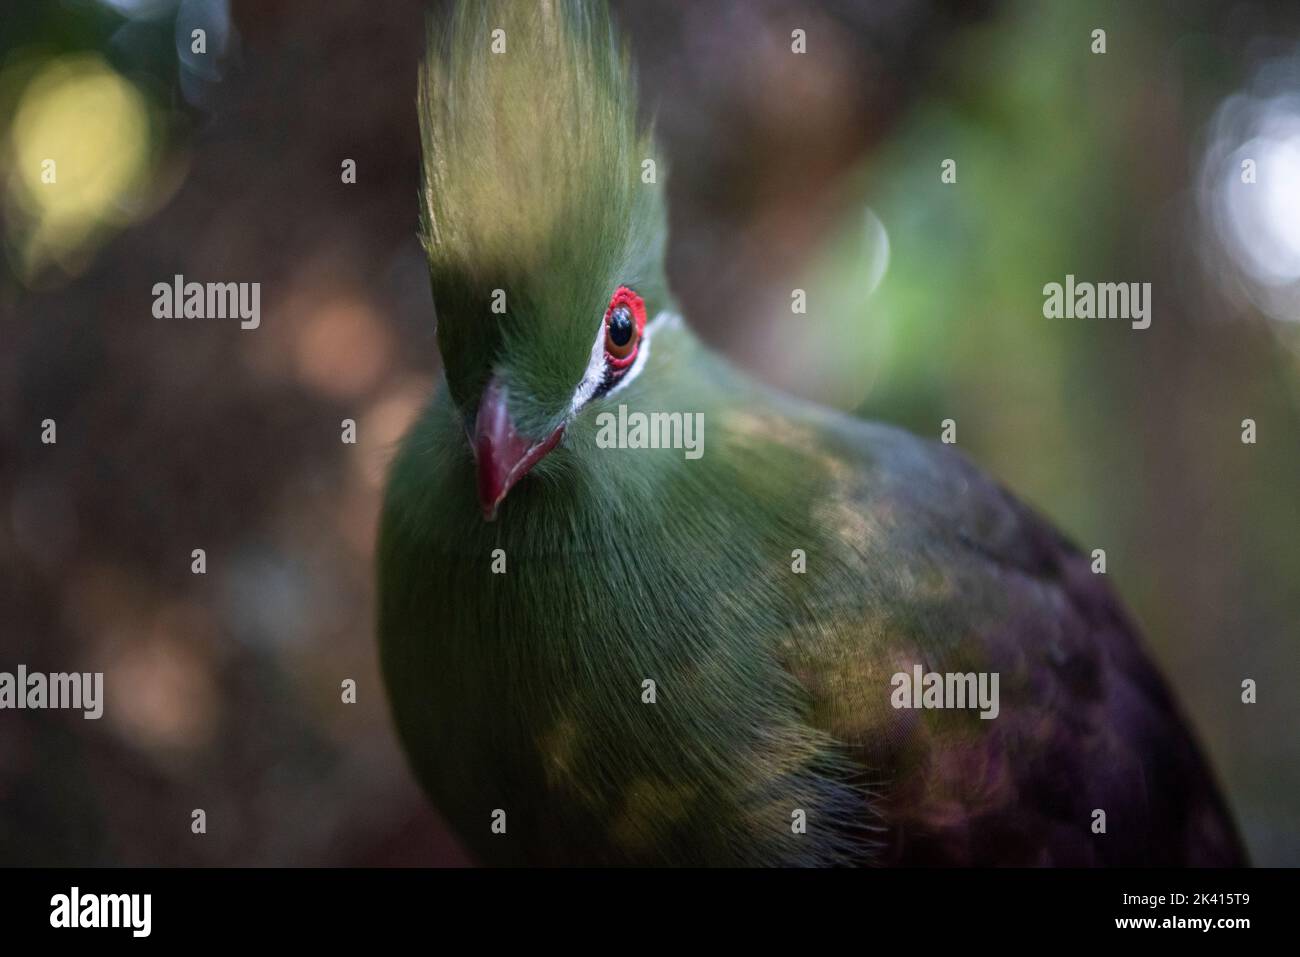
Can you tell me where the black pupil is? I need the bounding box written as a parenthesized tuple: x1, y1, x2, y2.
(608, 306, 633, 347)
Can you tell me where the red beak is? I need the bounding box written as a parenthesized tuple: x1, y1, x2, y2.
(473, 378, 565, 521)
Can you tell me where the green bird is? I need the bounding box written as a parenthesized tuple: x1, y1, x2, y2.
(379, 0, 1244, 866)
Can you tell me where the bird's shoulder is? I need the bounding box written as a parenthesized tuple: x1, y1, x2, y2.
(752, 404, 1240, 864)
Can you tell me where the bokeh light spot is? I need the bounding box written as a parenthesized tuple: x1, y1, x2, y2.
(5, 54, 154, 277)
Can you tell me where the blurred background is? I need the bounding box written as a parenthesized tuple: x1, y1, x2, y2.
(1, 0, 1297, 865)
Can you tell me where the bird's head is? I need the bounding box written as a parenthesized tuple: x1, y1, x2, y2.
(419, 0, 668, 519)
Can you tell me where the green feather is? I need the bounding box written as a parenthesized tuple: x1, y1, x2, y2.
(381, 326, 894, 864)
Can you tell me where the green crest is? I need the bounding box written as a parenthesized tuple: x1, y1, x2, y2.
(419, 0, 666, 434)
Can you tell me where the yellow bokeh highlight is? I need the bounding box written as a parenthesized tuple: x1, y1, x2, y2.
(5, 54, 153, 278)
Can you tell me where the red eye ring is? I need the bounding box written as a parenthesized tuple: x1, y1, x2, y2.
(604, 286, 646, 368)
